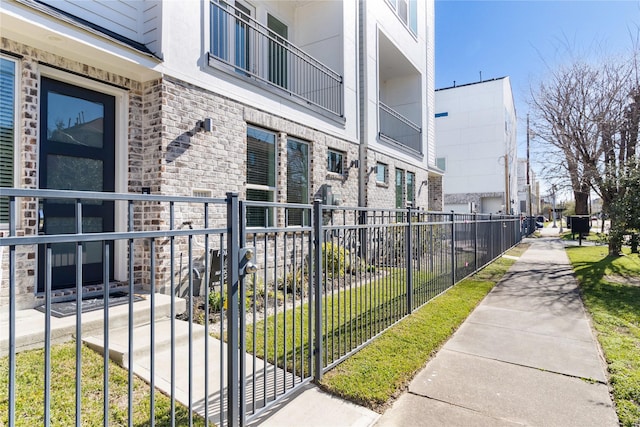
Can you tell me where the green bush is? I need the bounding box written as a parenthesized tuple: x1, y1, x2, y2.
(322, 242, 351, 276)
(208, 289, 225, 311)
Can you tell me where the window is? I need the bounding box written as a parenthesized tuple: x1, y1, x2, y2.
(394, 169, 415, 213)
(286, 138, 309, 225)
(210, 0, 229, 61)
(327, 149, 344, 175)
(246, 126, 276, 226)
(234, 2, 253, 73)
(0, 56, 17, 225)
(267, 14, 288, 89)
(406, 171, 415, 207)
(376, 162, 388, 184)
(395, 168, 404, 210)
(436, 157, 446, 171)
(386, 0, 418, 35)
(409, 0, 417, 34)
(210, 0, 255, 73)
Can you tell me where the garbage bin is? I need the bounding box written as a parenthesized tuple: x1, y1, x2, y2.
(570, 216, 590, 234)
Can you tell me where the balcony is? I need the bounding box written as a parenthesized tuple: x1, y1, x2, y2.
(208, 0, 343, 117)
(377, 30, 422, 155)
(379, 101, 422, 154)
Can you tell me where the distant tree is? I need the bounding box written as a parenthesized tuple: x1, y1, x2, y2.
(530, 50, 640, 255)
(608, 159, 640, 253)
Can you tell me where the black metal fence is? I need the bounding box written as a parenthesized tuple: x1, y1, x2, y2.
(1, 189, 526, 426)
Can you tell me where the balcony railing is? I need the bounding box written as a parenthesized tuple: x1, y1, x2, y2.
(379, 101, 422, 154)
(209, 0, 343, 117)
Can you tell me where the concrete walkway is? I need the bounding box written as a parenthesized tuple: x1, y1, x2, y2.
(373, 228, 617, 427)
(260, 227, 618, 426)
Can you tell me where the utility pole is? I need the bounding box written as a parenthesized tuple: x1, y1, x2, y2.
(504, 154, 510, 214)
(527, 114, 533, 217)
(552, 185, 557, 228)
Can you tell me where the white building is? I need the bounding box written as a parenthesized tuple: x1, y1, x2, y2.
(1, 0, 440, 309)
(434, 77, 518, 214)
(516, 158, 540, 215)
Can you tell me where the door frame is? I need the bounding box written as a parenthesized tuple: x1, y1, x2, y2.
(38, 66, 129, 290)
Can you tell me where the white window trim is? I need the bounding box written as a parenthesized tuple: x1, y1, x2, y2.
(376, 162, 388, 185)
(246, 125, 278, 227)
(246, 125, 278, 195)
(384, 0, 418, 37)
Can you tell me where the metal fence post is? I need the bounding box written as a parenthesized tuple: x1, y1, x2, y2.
(406, 206, 413, 314)
(313, 200, 323, 381)
(489, 214, 493, 259)
(8, 195, 16, 427)
(238, 200, 247, 427)
(451, 212, 456, 286)
(226, 192, 240, 427)
(474, 213, 478, 271)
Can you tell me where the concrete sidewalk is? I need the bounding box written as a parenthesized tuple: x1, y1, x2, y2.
(375, 232, 617, 426)
(261, 229, 618, 426)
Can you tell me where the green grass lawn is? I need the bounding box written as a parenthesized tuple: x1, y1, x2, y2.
(566, 246, 640, 427)
(561, 230, 609, 244)
(0, 342, 205, 426)
(246, 267, 457, 377)
(318, 250, 520, 411)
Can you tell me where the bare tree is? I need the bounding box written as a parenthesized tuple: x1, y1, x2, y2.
(530, 51, 640, 254)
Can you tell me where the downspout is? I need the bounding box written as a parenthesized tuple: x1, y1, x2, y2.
(357, 0, 368, 208)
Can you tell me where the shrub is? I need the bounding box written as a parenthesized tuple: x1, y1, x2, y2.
(322, 242, 351, 276)
(208, 289, 225, 312)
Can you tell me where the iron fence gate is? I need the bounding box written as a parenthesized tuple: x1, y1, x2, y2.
(1, 189, 526, 426)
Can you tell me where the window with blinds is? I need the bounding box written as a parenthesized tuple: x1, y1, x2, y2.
(407, 171, 415, 207)
(246, 125, 276, 226)
(376, 162, 388, 184)
(286, 138, 309, 226)
(0, 56, 16, 225)
(395, 168, 404, 210)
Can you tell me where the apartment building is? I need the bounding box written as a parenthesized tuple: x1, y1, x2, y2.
(434, 77, 518, 214)
(0, 0, 438, 309)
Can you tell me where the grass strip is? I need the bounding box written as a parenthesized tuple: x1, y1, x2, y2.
(566, 246, 640, 427)
(318, 244, 526, 412)
(247, 268, 455, 373)
(0, 341, 205, 426)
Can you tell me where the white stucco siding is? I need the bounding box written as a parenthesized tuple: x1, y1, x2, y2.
(363, 0, 432, 169)
(157, 0, 356, 142)
(425, 0, 435, 168)
(295, 1, 343, 74)
(435, 77, 518, 211)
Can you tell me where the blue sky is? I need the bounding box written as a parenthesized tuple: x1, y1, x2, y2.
(435, 0, 640, 161)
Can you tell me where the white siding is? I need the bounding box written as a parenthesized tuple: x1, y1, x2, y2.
(142, 0, 161, 56)
(41, 0, 161, 55)
(435, 77, 519, 212)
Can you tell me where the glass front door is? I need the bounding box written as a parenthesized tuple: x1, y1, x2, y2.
(38, 78, 115, 292)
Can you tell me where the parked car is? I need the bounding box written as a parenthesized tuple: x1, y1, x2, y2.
(536, 215, 545, 229)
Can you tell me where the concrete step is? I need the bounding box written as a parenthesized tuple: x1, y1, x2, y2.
(83, 318, 206, 368)
(1, 293, 186, 355)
